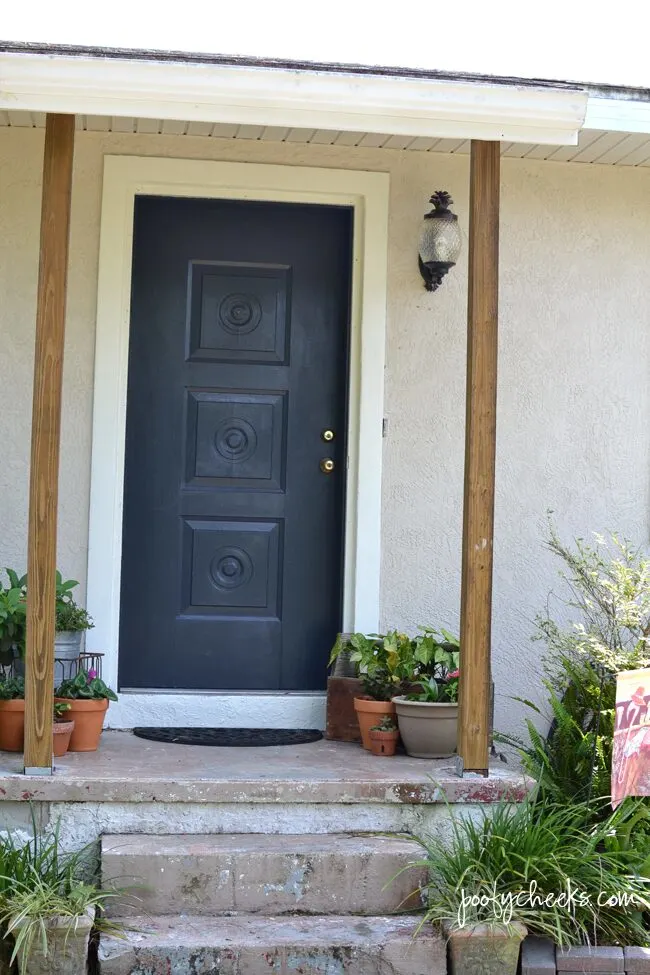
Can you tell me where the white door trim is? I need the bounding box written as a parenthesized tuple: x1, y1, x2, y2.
(86, 155, 389, 729)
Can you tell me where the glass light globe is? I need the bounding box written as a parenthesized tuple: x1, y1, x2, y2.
(418, 191, 462, 291)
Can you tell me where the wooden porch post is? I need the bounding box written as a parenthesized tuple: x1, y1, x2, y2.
(457, 140, 500, 775)
(24, 114, 75, 775)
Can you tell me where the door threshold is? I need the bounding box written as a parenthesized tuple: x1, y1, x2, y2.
(119, 689, 327, 696)
(107, 691, 326, 730)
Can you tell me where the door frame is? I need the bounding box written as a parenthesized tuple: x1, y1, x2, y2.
(87, 155, 389, 728)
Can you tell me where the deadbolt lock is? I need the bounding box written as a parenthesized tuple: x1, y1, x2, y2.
(320, 458, 335, 474)
(322, 429, 335, 442)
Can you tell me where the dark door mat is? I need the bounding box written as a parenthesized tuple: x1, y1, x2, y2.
(132, 727, 324, 747)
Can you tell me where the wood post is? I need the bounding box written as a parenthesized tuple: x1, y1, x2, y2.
(24, 114, 75, 774)
(458, 140, 500, 775)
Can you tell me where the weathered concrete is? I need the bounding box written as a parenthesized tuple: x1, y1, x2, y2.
(101, 832, 427, 917)
(98, 913, 445, 975)
(0, 731, 528, 803)
(522, 937, 557, 975)
(45, 798, 487, 853)
(557, 945, 625, 972)
(625, 947, 650, 974)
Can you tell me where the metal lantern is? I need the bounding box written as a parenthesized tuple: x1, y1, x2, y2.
(418, 190, 462, 291)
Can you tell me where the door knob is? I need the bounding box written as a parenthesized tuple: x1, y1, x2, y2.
(320, 458, 335, 474)
(322, 429, 335, 442)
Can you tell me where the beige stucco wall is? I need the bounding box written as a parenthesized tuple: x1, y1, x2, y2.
(2, 127, 650, 734)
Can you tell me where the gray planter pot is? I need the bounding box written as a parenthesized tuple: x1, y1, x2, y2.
(54, 631, 83, 688)
(14, 909, 94, 975)
(393, 696, 458, 758)
(54, 631, 83, 659)
(446, 922, 527, 975)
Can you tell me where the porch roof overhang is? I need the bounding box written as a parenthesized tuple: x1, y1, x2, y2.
(0, 47, 589, 146)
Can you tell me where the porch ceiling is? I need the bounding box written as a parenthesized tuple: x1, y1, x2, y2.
(3, 110, 650, 166)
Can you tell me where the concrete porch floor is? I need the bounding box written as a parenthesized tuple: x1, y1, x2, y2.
(0, 731, 527, 804)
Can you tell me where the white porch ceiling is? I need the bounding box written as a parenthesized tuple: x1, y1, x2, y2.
(2, 111, 650, 167)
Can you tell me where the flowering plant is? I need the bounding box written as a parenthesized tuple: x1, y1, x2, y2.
(55, 668, 117, 702)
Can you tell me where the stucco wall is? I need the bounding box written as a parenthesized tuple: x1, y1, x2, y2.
(2, 127, 650, 735)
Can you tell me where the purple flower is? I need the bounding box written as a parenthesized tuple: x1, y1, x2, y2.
(87, 668, 97, 681)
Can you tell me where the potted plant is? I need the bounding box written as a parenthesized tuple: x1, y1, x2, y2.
(369, 716, 400, 756)
(55, 669, 117, 752)
(346, 632, 409, 749)
(0, 823, 123, 975)
(0, 676, 25, 752)
(52, 702, 74, 758)
(419, 799, 650, 975)
(394, 673, 459, 758)
(54, 573, 94, 661)
(393, 630, 459, 758)
(0, 570, 27, 665)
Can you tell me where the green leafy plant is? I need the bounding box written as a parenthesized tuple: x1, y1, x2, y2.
(538, 521, 650, 675)
(0, 676, 25, 701)
(329, 627, 460, 701)
(0, 570, 27, 661)
(55, 603, 94, 634)
(406, 672, 459, 703)
(53, 702, 71, 722)
(1, 874, 118, 965)
(497, 655, 614, 806)
(371, 716, 397, 732)
(418, 798, 650, 946)
(55, 669, 117, 702)
(0, 813, 122, 966)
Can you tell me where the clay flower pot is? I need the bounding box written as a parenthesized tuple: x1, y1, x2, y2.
(55, 698, 108, 752)
(369, 728, 400, 756)
(52, 720, 75, 758)
(353, 698, 396, 751)
(0, 698, 25, 752)
(393, 696, 458, 758)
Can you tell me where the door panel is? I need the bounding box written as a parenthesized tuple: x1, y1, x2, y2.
(119, 197, 352, 691)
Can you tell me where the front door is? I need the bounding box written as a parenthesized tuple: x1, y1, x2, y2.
(119, 196, 352, 691)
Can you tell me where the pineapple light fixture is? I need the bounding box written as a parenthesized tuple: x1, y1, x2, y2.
(418, 191, 462, 291)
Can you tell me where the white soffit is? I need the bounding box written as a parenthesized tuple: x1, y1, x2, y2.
(0, 53, 587, 145)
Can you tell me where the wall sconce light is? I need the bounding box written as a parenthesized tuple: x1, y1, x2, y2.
(418, 191, 462, 292)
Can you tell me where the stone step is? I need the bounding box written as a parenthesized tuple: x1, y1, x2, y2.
(98, 913, 445, 975)
(101, 832, 427, 917)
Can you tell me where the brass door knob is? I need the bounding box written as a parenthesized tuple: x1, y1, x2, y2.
(320, 458, 335, 474)
(322, 429, 335, 442)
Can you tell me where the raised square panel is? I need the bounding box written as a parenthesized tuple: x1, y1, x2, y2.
(184, 519, 281, 616)
(187, 261, 291, 364)
(185, 390, 286, 490)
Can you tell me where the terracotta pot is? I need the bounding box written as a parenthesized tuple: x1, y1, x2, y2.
(393, 696, 458, 758)
(353, 698, 396, 750)
(0, 698, 25, 752)
(369, 728, 399, 756)
(445, 921, 526, 975)
(52, 720, 75, 757)
(55, 698, 108, 752)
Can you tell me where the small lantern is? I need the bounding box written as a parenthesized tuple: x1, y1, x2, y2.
(418, 190, 462, 292)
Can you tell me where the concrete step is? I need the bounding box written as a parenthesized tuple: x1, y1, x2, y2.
(98, 913, 445, 975)
(101, 832, 427, 917)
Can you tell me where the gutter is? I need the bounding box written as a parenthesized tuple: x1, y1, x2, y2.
(0, 48, 587, 145)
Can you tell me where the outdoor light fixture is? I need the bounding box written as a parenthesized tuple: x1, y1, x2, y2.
(418, 190, 462, 292)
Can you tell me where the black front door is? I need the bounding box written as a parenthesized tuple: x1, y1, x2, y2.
(119, 196, 352, 691)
